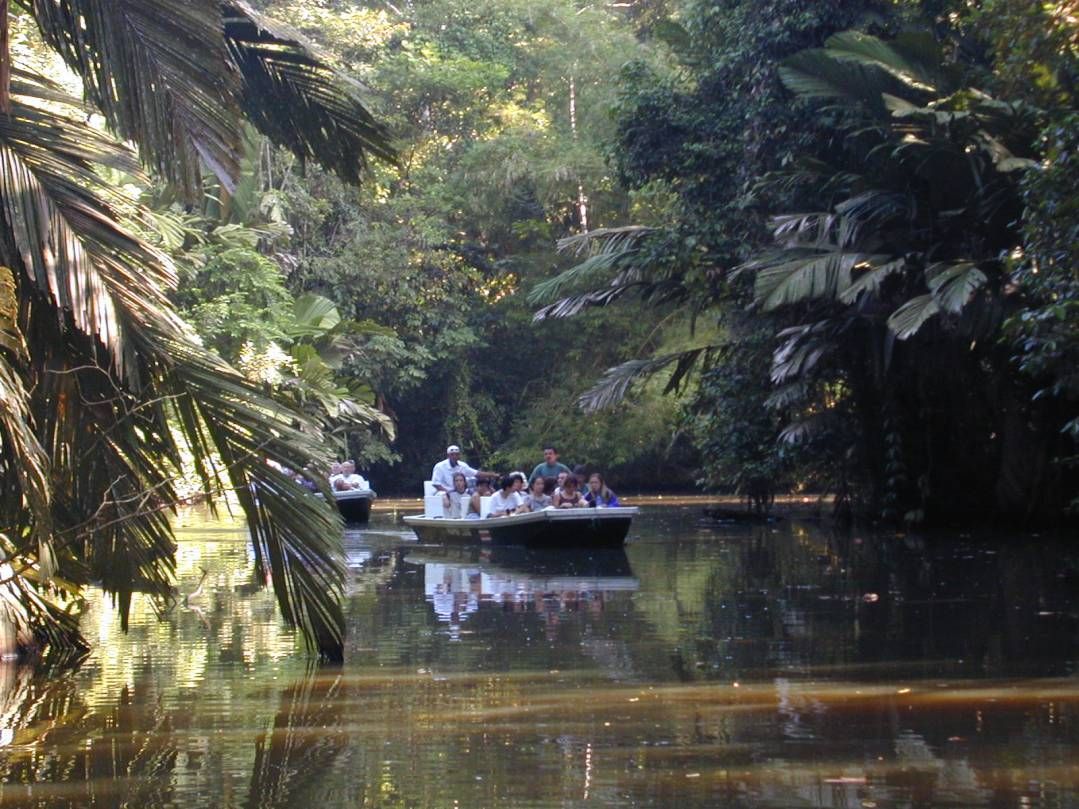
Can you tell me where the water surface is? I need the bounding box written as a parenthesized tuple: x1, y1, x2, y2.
(1, 503, 1076, 808)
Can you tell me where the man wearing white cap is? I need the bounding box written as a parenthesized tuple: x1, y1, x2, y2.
(431, 444, 478, 492)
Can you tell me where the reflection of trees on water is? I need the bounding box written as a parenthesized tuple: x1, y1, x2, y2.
(245, 670, 350, 809)
(1, 516, 1077, 809)
(625, 521, 1079, 682)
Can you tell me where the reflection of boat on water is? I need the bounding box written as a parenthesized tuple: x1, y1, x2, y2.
(332, 488, 376, 523)
(403, 506, 638, 547)
(409, 547, 638, 635)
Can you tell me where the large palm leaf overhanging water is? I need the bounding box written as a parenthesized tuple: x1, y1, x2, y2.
(0, 0, 395, 661)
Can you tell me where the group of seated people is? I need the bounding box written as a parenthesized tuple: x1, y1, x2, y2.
(432, 445, 620, 519)
(329, 460, 370, 492)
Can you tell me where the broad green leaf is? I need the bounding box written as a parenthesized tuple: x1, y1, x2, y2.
(926, 262, 987, 314)
(888, 294, 940, 339)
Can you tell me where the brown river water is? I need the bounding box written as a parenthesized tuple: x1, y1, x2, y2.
(0, 500, 1076, 808)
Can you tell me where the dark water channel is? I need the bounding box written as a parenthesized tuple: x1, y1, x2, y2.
(1, 503, 1077, 808)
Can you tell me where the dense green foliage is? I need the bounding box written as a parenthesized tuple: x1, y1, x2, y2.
(535, 0, 1077, 522)
(214, 0, 700, 491)
(162, 0, 1077, 520)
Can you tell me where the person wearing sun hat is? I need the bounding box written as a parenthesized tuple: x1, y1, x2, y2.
(431, 444, 478, 492)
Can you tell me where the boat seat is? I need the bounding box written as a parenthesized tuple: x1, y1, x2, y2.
(424, 494, 444, 518)
(423, 480, 437, 497)
(479, 495, 492, 518)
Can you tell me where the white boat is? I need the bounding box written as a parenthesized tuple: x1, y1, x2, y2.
(332, 488, 376, 523)
(403, 487, 636, 547)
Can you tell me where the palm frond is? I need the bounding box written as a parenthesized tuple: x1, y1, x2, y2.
(750, 248, 887, 310)
(824, 30, 945, 94)
(771, 321, 836, 384)
(21, 0, 395, 194)
(160, 338, 346, 658)
(533, 283, 640, 321)
(577, 348, 710, 413)
(0, 351, 52, 568)
(0, 75, 346, 657)
(24, 0, 243, 193)
(926, 262, 987, 314)
(529, 226, 654, 306)
(839, 258, 906, 303)
(887, 293, 939, 339)
(556, 225, 655, 258)
(779, 48, 929, 115)
(0, 73, 168, 375)
(223, 1, 397, 184)
(763, 381, 808, 410)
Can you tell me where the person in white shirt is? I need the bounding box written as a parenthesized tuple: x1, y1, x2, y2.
(431, 444, 478, 492)
(486, 475, 523, 517)
(334, 460, 369, 491)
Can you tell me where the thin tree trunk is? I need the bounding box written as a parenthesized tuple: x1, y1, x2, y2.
(0, 0, 10, 114)
(568, 74, 588, 233)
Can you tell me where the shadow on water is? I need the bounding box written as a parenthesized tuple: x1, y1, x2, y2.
(0, 505, 1077, 808)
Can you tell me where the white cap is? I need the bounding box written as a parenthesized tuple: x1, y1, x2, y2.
(447, 444, 461, 453)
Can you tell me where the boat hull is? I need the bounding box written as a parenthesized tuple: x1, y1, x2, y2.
(334, 489, 376, 523)
(403, 507, 637, 548)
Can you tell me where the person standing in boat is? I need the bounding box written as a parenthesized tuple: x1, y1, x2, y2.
(553, 474, 587, 508)
(431, 444, 478, 492)
(487, 475, 524, 517)
(528, 446, 571, 485)
(442, 472, 470, 518)
(584, 473, 620, 507)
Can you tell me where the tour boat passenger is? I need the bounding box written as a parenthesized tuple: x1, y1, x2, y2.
(584, 473, 620, 507)
(442, 472, 470, 518)
(521, 476, 552, 512)
(431, 444, 478, 493)
(528, 446, 571, 484)
(334, 460, 369, 491)
(487, 475, 524, 517)
(467, 477, 494, 519)
(553, 470, 569, 498)
(510, 471, 527, 496)
(553, 474, 586, 508)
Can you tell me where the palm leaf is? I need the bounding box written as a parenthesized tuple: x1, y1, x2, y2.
(926, 262, 987, 314)
(289, 293, 341, 338)
(779, 48, 928, 115)
(160, 338, 346, 658)
(824, 30, 945, 94)
(0, 351, 53, 572)
(223, 1, 397, 185)
(0, 75, 346, 657)
(839, 258, 906, 303)
(577, 348, 710, 413)
(23, 0, 244, 193)
(0, 73, 161, 375)
(532, 283, 640, 321)
(529, 226, 653, 305)
(887, 293, 939, 339)
(751, 248, 886, 310)
(21, 0, 395, 194)
(771, 321, 835, 384)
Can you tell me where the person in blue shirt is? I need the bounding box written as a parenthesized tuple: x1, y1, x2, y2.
(584, 473, 620, 508)
(528, 446, 571, 485)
